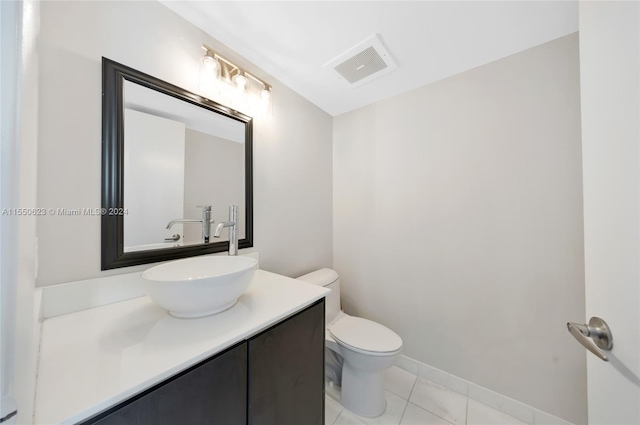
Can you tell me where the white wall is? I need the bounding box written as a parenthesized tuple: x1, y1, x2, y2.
(579, 2, 640, 424)
(124, 109, 185, 249)
(333, 34, 585, 423)
(36, 0, 333, 286)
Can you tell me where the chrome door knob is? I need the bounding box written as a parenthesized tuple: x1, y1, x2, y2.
(567, 317, 613, 362)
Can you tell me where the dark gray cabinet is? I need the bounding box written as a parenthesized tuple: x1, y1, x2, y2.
(248, 298, 325, 425)
(88, 341, 247, 425)
(80, 299, 324, 425)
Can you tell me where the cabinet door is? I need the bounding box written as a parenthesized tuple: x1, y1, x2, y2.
(85, 342, 247, 425)
(248, 299, 325, 425)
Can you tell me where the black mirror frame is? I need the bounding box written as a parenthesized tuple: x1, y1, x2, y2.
(101, 57, 253, 270)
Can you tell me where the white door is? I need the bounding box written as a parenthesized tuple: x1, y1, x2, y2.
(579, 1, 640, 424)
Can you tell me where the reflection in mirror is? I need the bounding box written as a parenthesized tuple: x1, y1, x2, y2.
(102, 58, 253, 270)
(122, 80, 246, 252)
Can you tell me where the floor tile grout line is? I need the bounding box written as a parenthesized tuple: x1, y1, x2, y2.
(386, 388, 406, 400)
(329, 398, 344, 425)
(398, 374, 419, 425)
(406, 373, 419, 402)
(332, 409, 343, 425)
(405, 400, 457, 425)
(404, 376, 463, 425)
(398, 396, 410, 425)
(386, 373, 418, 401)
(464, 395, 469, 425)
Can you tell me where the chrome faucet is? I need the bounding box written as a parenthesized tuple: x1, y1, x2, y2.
(214, 205, 238, 255)
(166, 205, 215, 243)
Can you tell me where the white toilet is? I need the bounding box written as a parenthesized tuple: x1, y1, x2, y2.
(297, 268, 403, 418)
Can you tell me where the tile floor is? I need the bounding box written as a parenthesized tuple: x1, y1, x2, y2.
(325, 366, 526, 425)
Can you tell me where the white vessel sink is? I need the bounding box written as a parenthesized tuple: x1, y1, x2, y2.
(141, 255, 258, 318)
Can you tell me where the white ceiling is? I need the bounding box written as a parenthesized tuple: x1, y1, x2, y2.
(163, 1, 578, 116)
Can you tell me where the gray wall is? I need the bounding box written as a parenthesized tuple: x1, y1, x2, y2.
(36, 0, 333, 285)
(333, 34, 586, 423)
(183, 130, 245, 245)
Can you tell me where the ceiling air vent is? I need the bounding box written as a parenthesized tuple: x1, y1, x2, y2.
(324, 34, 397, 88)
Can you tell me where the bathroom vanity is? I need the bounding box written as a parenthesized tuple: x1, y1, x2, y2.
(34, 270, 329, 425)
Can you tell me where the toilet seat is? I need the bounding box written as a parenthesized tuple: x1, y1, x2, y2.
(329, 315, 403, 356)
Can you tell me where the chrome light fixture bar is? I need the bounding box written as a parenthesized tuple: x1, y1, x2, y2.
(200, 44, 272, 99)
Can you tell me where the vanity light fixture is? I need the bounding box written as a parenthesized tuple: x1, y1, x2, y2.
(199, 44, 272, 116)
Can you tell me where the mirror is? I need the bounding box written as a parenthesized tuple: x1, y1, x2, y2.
(102, 58, 253, 270)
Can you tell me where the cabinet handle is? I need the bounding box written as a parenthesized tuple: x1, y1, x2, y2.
(566, 317, 613, 362)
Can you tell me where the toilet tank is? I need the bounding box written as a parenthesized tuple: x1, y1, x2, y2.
(297, 268, 341, 324)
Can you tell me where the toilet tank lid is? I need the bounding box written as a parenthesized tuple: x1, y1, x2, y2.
(297, 268, 339, 287)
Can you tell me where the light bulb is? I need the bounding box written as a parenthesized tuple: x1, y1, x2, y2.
(202, 54, 218, 71)
(260, 85, 271, 100)
(198, 52, 219, 93)
(234, 72, 248, 91)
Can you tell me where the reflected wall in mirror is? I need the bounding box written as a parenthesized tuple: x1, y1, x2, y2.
(122, 81, 246, 251)
(102, 58, 253, 270)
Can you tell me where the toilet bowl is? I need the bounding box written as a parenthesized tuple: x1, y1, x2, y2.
(297, 269, 403, 417)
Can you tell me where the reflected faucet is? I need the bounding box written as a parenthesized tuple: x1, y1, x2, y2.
(166, 205, 215, 243)
(214, 205, 238, 255)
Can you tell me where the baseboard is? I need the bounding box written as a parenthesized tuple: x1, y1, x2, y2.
(395, 355, 572, 425)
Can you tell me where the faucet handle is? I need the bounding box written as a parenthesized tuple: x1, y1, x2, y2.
(197, 205, 212, 212)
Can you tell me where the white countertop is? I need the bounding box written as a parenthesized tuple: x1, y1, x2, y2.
(34, 270, 329, 424)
